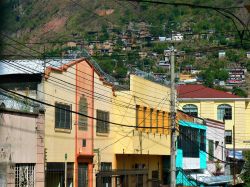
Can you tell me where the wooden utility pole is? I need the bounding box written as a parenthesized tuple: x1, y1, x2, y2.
(170, 47, 176, 187)
(65, 153, 67, 187)
(233, 125, 236, 185)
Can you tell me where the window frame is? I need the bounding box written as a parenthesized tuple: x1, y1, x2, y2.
(55, 102, 72, 130)
(225, 130, 232, 144)
(182, 104, 198, 117)
(78, 96, 88, 131)
(96, 110, 110, 134)
(217, 104, 232, 121)
(208, 139, 214, 161)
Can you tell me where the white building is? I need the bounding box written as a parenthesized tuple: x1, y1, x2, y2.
(205, 119, 226, 175)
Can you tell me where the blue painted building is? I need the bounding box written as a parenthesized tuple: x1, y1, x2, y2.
(176, 120, 207, 186)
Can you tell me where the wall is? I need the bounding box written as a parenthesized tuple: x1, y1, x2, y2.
(0, 110, 45, 187)
(44, 65, 76, 162)
(177, 121, 207, 170)
(93, 71, 115, 187)
(205, 119, 225, 174)
(116, 154, 163, 181)
(111, 75, 171, 156)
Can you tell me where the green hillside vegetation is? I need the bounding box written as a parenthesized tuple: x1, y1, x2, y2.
(1, 0, 250, 83)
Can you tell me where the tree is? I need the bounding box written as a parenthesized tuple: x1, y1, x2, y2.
(232, 87, 248, 98)
(242, 151, 250, 184)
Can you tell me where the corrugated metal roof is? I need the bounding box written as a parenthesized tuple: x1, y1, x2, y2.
(0, 59, 73, 75)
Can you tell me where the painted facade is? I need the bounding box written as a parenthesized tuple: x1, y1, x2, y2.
(0, 110, 45, 187)
(93, 75, 172, 187)
(205, 119, 225, 175)
(92, 70, 114, 187)
(44, 58, 100, 187)
(178, 85, 250, 150)
(176, 119, 207, 186)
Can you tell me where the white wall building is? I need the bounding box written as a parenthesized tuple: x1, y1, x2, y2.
(205, 119, 226, 175)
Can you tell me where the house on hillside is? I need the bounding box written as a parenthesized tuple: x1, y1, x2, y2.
(227, 68, 247, 85)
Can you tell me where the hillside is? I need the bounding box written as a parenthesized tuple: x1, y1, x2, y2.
(1, 0, 249, 44)
(1, 0, 250, 90)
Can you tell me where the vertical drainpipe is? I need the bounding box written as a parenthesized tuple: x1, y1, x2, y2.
(90, 65, 95, 187)
(92, 65, 94, 157)
(75, 63, 78, 187)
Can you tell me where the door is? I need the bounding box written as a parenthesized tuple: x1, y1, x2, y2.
(78, 164, 88, 187)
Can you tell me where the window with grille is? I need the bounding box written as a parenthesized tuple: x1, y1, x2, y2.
(225, 130, 232, 144)
(55, 103, 71, 129)
(100, 163, 112, 187)
(78, 96, 88, 130)
(15, 164, 35, 187)
(178, 126, 199, 158)
(217, 104, 232, 121)
(208, 140, 214, 161)
(101, 162, 112, 171)
(183, 104, 198, 117)
(96, 110, 110, 134)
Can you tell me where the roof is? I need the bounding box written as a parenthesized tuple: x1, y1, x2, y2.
(177, 84, 241, 99)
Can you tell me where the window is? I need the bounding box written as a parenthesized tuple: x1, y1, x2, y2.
(208, 140, 214, 161)
(156, 110, 159, 133)
(178, 126, 199, 158)
(96, 110, 110, 134)
(55, 103, 71, 129)
(78, 96, 88, 130)
(183, 104, 198, 117)
(217, 104, 232, 121)
(225, 130, 232, 144)
(101, 162, 112, 171)
(200, 129, 206, 151)
(82, 139, 86, 147)
(15, 164, 35, 187)
(100, 162, 112, 187)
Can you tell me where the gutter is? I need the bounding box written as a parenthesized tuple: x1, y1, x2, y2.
(177, 98, 250, 101)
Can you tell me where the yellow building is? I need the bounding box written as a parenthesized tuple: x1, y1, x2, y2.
(94, 75, 171, 187)
(177, 84, 250, 150)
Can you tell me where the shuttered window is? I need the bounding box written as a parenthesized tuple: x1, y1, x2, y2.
(96, 110, 110, 134)
(78, 96, 88, 130)
(208, 140, 214, 161)
(55, 103, 71, 129)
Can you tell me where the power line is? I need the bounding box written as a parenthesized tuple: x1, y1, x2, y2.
(0, 87, 171, 130)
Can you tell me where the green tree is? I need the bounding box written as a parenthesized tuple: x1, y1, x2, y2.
(232, 87, 248, 98)
(201, 69, 214, 87)
(242, 151, 250, 184)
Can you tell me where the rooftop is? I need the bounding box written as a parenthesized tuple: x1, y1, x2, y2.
(177, 84, 241, 99)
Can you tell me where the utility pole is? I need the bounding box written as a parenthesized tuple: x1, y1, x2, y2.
(65, 153, 67, 187)
(170, 47, 176, 187)
(233, 125, 236, 185)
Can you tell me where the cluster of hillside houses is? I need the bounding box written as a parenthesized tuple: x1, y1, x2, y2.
(0, 57, 250, 187)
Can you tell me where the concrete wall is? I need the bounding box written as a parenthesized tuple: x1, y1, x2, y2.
(112, 75, 171, 156)
(205, 119, 225, 174)
(93, 71, 115, 187)
(44, 66, 76, 162)
(0, 110, 45, 187)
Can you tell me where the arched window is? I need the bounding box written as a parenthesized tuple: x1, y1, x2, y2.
(217, 104, 232, 121)
(182, 104, 198, 117)
(78, 96, 88, 130)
